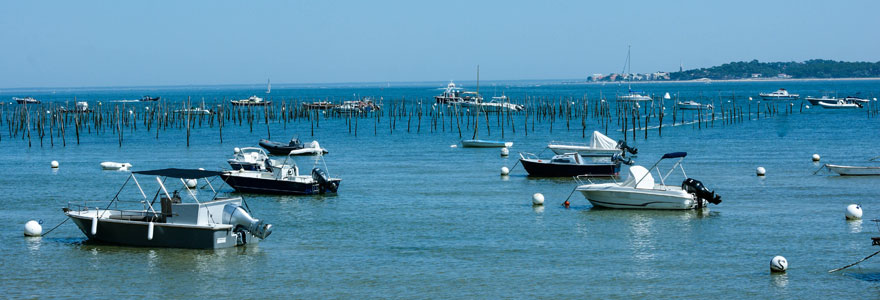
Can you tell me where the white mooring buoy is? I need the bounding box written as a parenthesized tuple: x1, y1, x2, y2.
(812, 154, 820, 162)
(846, 204, 863, 220)
(532, 193, 544, 206)
(233, 147, 241, 154)
(501, 167, 510, 176)
(756, 167, 766, 176)
(24, 220, 42, 237)
(50, 161, 59, 168)
(771, 256, 788, 273)
(185, 179, 198, 189)
(500, 148, 509, 156)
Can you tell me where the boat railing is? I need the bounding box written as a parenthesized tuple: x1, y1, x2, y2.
(519, 152, 540, 161)
(574, 174, 620, 186)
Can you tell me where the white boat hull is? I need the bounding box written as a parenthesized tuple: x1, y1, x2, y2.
(816, 102, 861, 109)
(826, 164, 880, 176)
(578, 184, 702, 210)
(461, 140, 513, 148)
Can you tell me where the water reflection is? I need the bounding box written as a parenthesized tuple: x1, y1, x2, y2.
(848, 219, 863, 233)
(770, 273, 788, 288)
(26, 236, 42, 252)
(532, 205, 544, 214)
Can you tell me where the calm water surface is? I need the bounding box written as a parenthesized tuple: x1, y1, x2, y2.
(2, 80, 880, 298)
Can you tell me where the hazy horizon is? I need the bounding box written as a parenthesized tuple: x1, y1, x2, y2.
(2, 0, 879, 89)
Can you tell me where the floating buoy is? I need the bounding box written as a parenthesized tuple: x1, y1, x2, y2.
(532, 193, 544, 206)
(50, 161, 59, 168)
(185, 179, 198, 189)
(24, 220, 42, 237)
(500, 148, 509, 156)
(501, 166, 510, 176)
(563, 200, 570, 208)
(198, 168, 205, 171)
(756, 167, 766, 176)
(771, 256, 788, 273)
(812, 154, 820, 162)
(91, 215, 98, 235)
(450, 145, 457, 148)
(147, 222, 154, 240)
(805, 105, 810, 109)
(846, 204, 863, 220)
(233, 147, 241, 154)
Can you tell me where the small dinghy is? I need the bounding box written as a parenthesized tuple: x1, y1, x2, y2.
(825, 164, 880, 176)
(221, 152, 340, 195)
(461, 139, 513, 148)
(259, 138, 328, 155)
(575, 152, 722, 210)
(100, 161, 132, 170)
(519, 152, 628, 177)
(63, 168, 273, 249)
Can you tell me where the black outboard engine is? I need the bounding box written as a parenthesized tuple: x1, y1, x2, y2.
(611, 154, 634, 165)
(312, 168, 339, 193)
(681, 178, 722, 206)
(616, 140, 638, 155)
(289, 138, 303, 147)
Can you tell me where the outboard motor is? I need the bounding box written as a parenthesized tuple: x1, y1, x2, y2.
(616, 140, 638, 155)
(681, 178, 722, 205)
(312, 168, 338, 193)
(611, 154, 634, 165)
(223, 204, 273, 240)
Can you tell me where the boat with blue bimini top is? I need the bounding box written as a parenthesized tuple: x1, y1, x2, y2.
(220, 151, 340, 195)
(62, 168, 273, 249)
(575, 152, 722, 210)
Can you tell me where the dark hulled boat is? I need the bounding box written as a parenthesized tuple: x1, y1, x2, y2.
(519, 153, 626, 177)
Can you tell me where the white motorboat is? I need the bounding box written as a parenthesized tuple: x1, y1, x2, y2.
(461, 139, 513, 148)
(618, 90, 653, 102)
(175, 107, 213, 115)
(825, 164, 880, 176)
(676, 100, 713, 110)
(816, 99, 862, 109)
(231, 95, 271, 106)
(63, 168, 273, 249)
(806, 95, 838, 106)
(227, 147, 275, 171)
(221, 152, 340, 195)
(13, 97, 40, 104)
(548, 131, 637, 157)
(760, 88, 799, 100)
(575, 152, 722, 210)
(100, 161, 132, 170)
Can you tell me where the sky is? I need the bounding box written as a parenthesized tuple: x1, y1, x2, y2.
(2, 0, 879, 88)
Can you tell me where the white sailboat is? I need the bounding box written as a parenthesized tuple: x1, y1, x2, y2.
(266, 78, 271, 94)
(617, 46, 652, 102)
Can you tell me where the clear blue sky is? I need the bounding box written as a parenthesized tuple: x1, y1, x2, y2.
(2, 0, 878, 88)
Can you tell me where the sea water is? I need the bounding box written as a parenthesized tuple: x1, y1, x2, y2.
(1, 80, 879, 298)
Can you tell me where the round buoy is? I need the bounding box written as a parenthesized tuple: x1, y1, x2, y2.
(500, 148, 509, 156)
(756, 167, 766, 176)
(846, 204, 863, 220)
(563, 200, 570, 208)
(450, 145, 457, 148)
(185, 179, 198, 189)
(198, 168, 205, 171)
(770, 256, 788, 273)
(24, 220, 42, 237)
(50, 161, 59, 168)
(805, 105, 810, 109)
(532, 193, 544, 206)
(233, 147, 241, 154)
(501, 166, 510, 176)
(812, 154, 820, 162)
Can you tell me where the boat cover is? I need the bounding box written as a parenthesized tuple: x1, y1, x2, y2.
(590, 131, 618, 150)
(620, 165, 654, 189)
(133, 168, 224, 178)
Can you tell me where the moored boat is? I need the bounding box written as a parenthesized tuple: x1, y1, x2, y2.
(220, 153, 340, 195)
(461, 139, 513, 148)
(228, 147, 274, 171)
(231, 95, 271, 106)
(62, 168, 273, 249)
(519, 152, 626, 177)
(13, 97, 40, 104)
(760, 88, 799, 100)
(259, 138, 328, 155)
(140, 96, 160, 101)
(677, 100, 713, 110)
(817, 99, 862, 109)
(806, 96, 838, 105)
(825, 164, 880, 176)
(548, 131, 637, 157)
(575, 152, 721, 210)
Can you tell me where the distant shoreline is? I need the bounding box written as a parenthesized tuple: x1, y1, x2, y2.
(576, 77, 880, 85)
